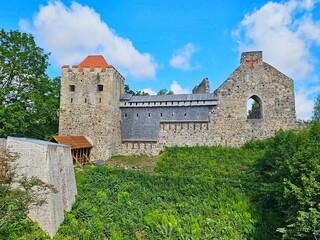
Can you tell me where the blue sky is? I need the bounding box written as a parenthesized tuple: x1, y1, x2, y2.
(1, 0, 320, 119)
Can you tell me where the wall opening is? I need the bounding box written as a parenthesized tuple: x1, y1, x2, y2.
(97, 84, 104, 91)
(246, 73, 250, 82)
(247, 95, 262, 119)
(69, 85, 75, 91)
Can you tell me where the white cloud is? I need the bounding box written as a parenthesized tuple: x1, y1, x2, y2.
(233, 0, 320, 80)
(169, 43, 198, 70)
(295, 86, 320, 120)
(19, 1, 156, 79)
(170, 81, 190, 94)
(141, 88, 157, 95)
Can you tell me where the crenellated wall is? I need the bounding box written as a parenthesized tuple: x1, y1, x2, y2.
(59, 52, 297, 158)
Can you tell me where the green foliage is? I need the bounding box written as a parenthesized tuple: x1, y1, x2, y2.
(4, 124, 316, 239)
(247, 100, 260, 119)
(312, 93, 320, 121)
(0, 29, 60, 139)
(135, 90, 150, 96)
(124, 84, 135, 95)
(157, 88, 173, 95)
(124, 84, 150, 96)
(0, 149, 51, 239)
(246, 122, 320, 239)
(55, 147, 258, 239)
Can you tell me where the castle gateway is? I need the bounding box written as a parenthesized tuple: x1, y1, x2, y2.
(59, 51, 297, 160)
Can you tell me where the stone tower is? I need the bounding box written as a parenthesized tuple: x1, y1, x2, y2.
(59, 56, 124, 160)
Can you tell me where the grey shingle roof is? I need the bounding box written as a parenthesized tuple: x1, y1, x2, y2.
(120, 93, 217, 102)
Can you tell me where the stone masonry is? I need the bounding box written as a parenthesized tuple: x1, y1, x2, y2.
(59, 51, 297, 159)
(59, 56, 124, 160)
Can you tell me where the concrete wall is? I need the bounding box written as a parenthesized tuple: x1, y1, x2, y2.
(6, 137, 77, 238)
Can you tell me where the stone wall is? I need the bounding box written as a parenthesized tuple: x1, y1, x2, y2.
(59, 51, 297, 158)
(6, 137, 77, 238)
(115, 51, 296, 155)
(192, 78, 210, 93)
(59, 65, 124, 160)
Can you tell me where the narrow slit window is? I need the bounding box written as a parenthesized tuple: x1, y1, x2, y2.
(97, 84, 104, 91)
(136, 113, 139, 117)
(246, 73, 250, 82)
(85, 98, 87, 103)
(124, 113, 127, 118)
(71, 98, 73, 103)
(160, 113, 163, 117)
(99, 98, 101, 103)
(148, 113, 151, 117)
(69, 85, 75, 91)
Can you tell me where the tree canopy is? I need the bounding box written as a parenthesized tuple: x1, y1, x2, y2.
(312, 93, 320, 121)
(157, 88, 173, 95)
(0, 29, 60, 139)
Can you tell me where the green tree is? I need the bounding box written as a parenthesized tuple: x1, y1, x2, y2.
(0, 29, 59, 139)
(124, 84, 135, 95)
(312, 93, 320, 121)
(157, 89, 173, 95)
(250, 123, 320, 239)
(247, 100, 260, 119)
(135, 90, 149, 96)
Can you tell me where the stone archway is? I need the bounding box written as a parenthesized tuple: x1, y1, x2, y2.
(247, 95, 262, 119)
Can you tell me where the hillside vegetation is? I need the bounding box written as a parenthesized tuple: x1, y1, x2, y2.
(1, 122, 319, 239)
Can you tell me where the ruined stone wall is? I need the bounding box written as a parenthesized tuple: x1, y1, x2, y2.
(116, 51, 296, 155)
(208, 51, 296, 146)
(192, 78, 210, 93)
(59, 66, 124, 160)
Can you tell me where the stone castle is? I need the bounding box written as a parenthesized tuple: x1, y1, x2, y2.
(59, 51, 297, 160)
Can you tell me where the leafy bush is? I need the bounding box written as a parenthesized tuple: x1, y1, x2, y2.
(0, 149, 49, 239)
(247, 122, 320, 239)
(56, 147, 258, 239)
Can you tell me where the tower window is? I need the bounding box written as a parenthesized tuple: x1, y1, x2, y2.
(99, 98, 101, 103)
(85, 98, 87, 103)
(71, 98, 73, 103)
(69, 85, 75, 91)
(98, 84, 104, 91)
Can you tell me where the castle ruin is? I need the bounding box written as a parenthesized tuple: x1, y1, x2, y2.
(59, 51, 297, 160)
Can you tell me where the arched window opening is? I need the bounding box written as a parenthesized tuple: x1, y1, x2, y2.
(247, 95, 262, 119)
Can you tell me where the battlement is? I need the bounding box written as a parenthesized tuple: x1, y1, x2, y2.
(61, 55, 114, 73)
(61, 65, 114, 73)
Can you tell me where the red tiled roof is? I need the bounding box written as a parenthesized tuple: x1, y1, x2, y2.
(77, 55, 113, 71)
(50, 136, 93, 149)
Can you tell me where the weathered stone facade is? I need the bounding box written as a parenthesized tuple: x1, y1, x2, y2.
(59, 51, 296, 159)
(59, 56, 124, 159)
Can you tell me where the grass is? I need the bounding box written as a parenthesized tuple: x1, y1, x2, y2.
(53, 146, 260, 240)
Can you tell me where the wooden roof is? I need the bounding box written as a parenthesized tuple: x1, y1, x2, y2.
(50, 136, 93, 149)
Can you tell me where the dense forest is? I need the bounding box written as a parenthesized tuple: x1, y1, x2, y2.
(1, 122, 319, 239)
